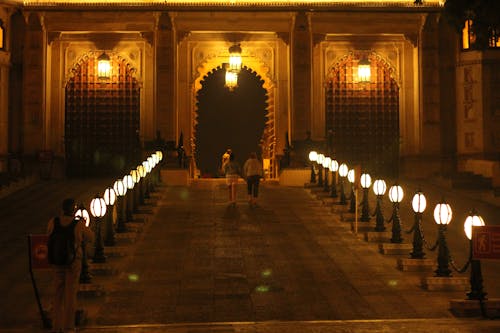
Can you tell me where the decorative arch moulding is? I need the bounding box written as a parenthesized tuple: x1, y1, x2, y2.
(65, 49, 140, 84)
(18, 1, 444, 8)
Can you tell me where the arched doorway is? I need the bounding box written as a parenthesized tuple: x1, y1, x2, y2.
(195, 66, 268, 177)
(326, 52, 400, 178)
(65, 52, 141, 177)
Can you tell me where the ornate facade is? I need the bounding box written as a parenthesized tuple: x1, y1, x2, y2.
(0, 1, 498, 180)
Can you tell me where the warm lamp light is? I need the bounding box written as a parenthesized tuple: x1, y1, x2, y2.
(329, 159, 339, 172)
(228, 43, 242, 72)
(388, 185, 404, 203)
(103, 187, 116, 206)
(434, 201, 452, 225)
(338, 163, 348, 177)
(347, 169, 355, 183)
(90, 196, 107, 218)
(412, 191, 427, 213)
(309, 151, 318, 162)
(358, 57, 371, 83)
(113, 179, 127, 196)
(464, 210, 485, 240)
(360, 173, 372, 189)
(97, 52, 111, 80)
(373, 179, 387, 196)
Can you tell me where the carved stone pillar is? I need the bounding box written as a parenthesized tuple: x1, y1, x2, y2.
(22, 12, 45, 153)
(291, 11, 312, 141)
(0, 5, 13, 172)
(155, 12, 175, 143)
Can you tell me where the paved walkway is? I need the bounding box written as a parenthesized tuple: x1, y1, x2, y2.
(0, 177, 499, 332)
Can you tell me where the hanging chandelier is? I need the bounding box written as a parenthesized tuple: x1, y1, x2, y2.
(97, 52, 111, 80)
(225, 68, 238, 91)
(357, 57, 371, 83)
(228, 43, 242, 72)
(225, 43, 242, 91)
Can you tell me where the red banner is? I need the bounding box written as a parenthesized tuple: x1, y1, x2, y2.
(29, 234, 50, 270)
(472, 226, 500, 260)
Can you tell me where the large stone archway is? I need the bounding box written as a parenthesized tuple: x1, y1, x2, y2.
(188, 40, 278, 178)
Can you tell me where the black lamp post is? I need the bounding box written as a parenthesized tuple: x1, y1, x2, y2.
(329, 159, 339, 198)
(137, 165, 147, 205)
(464, 209, 487, 300)
(75, 205, 91, 283)
(338, 163, 348, 205)
(156, 150, 163, 184)
(372, 179, 387, 231)
(410, 190, 426, 259)
(123, 174, 135, 222)
(103, 187, 117, 246)
(388, 184, 404, 243)
(114, 179, 128, 233)
(147, 156, 155, 193)
(142, 160, 152, 199)
(323, 156, 331, 192)
(347, 169, 356, 213)
(360, 173, 372, 222)
(308, 151, 318, 184)
(90, 195, 107, 263)
(130, 169, 140, 212)
(433, 199, 452, 277)
(317, 154, 324, 187)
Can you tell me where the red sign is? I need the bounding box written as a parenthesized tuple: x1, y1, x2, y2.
(472, 226, 500, 260)
(29, 234, 51, 270)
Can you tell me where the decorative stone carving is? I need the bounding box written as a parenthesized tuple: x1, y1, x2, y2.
(141, 31, 154, 46)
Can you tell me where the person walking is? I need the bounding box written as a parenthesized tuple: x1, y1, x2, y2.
(47, 198, 94, 333)
(220, 148, 232, 177)
(243, 152, 264, 207)
(223, 152, 241, 206)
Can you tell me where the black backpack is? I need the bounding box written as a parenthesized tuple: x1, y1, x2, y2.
(47, 217, 78, 266)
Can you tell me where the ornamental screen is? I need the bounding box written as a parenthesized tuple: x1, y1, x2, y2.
(326, 52, 399, 178)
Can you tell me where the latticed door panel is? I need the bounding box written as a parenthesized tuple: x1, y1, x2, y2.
(326, 53, 399, 177)
(65, 53, 140, 177)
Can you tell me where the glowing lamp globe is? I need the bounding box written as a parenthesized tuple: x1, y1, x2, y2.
(75, 207, 90, 227)
(323, 157, 331, 169)
(123, 174, 134, 189)
(130, 169, 140, 184)
(464, 210, 485, 240)
(373, 179, 387, 196)
(90, 196, 107, 218)
(433, 201, 452, 225)
(347, 169, 355, 183)
(388, 185, 404, 203)
(338, 163, 348, 177)
(103, 187, 116, 206)
(113, 179, 127, 196)
(360, 173, 372, 189)
(317, 154, 325, 165)
(156, 150, 163, 161)
(137, 165, 146, 178)
(329, 159, 339, 172)
(411, 191, 427, 214)
(309, 151, 318, 162)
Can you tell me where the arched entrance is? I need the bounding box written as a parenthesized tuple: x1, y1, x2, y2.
(195, 66, 268, 177)
(65, 51, 141, 177)
(326, 52, 400, 178)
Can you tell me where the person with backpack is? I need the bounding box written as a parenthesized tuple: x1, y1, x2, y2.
(47, 198, 94, 333)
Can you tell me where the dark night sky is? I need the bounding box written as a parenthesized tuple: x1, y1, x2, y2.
(195, 66, 267, 177)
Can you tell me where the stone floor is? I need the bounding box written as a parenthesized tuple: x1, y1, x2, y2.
(0, 176, 499, 332)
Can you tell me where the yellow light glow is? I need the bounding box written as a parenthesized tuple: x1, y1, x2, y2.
(97, 53, 111, 80)
(0, 25, 4, 50)
(225, 69, 238, 91)
(357, 58, 371, 83)
(22, 0, 444, 5)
